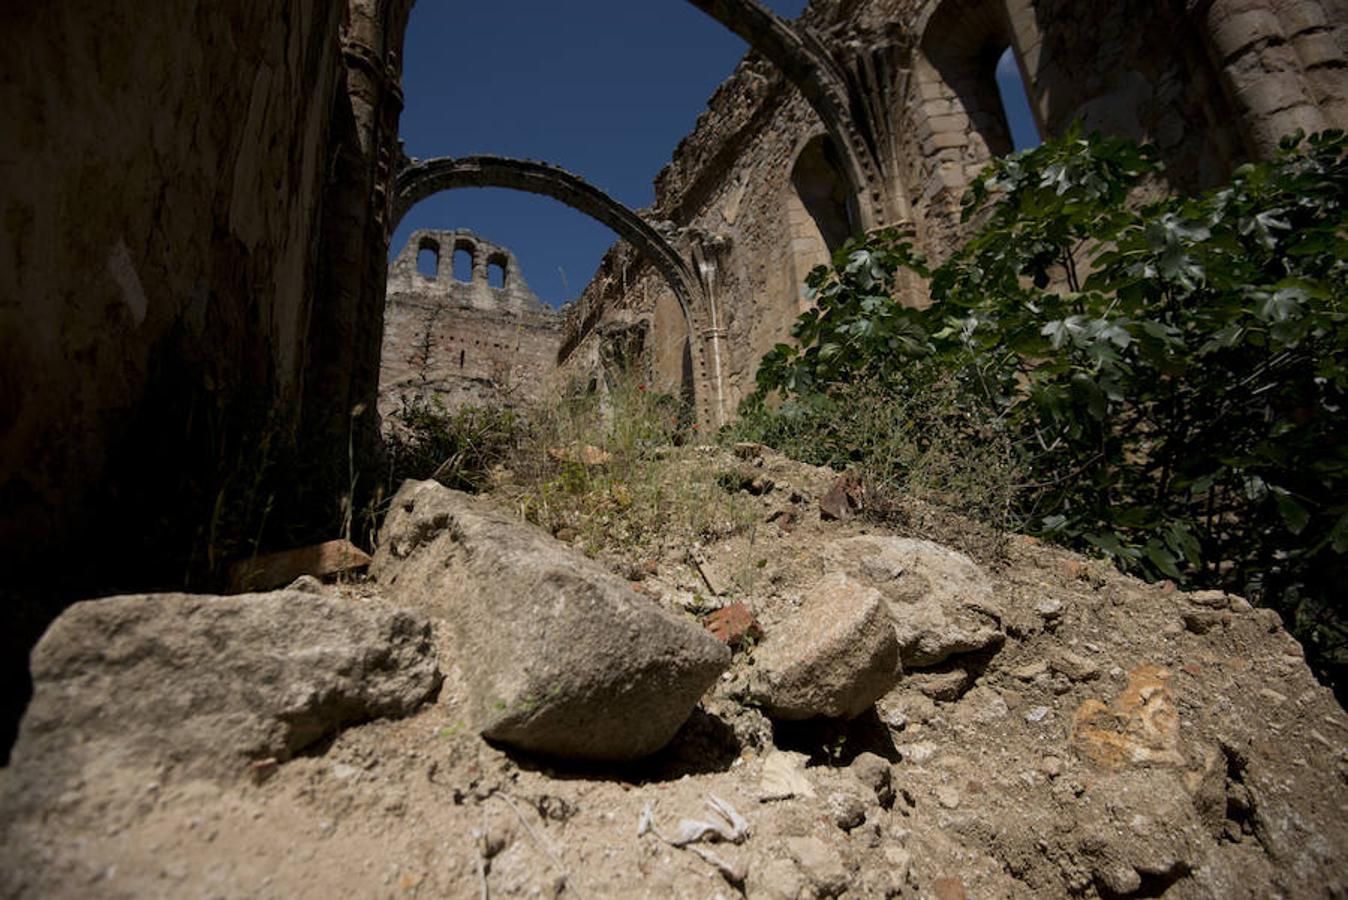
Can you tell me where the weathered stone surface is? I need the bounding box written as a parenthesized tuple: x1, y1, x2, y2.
(825, 536, 1005, 668)
(751, 572, 901, 720)
(372, 479, 729, 760)
(6, 590, 440, 807)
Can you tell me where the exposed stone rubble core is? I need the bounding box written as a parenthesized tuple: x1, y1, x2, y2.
(380, 228, 562, 414)
(2, 448, 1345, 898)
(372, 479, 730, 761)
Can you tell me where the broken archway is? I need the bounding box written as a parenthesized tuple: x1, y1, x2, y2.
(392, 155, 724, 426)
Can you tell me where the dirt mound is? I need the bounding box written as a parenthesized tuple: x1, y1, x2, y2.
(2, 447, 1345, 898)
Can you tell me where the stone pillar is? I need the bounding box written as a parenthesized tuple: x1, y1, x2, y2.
(1198, 0, 1332, 157)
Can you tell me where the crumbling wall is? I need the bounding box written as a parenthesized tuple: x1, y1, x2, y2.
(575, 0, 1348, 417)
(380, 230, 562, 413)
(0, 0, 350, 575)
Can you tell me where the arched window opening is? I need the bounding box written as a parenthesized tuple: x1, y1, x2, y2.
(487, 258, 507, 289)
(453, 246, 474, 283)
(416, 241, 439, 278)
(790, 135, 855, 255)
(995, 46, 1041, 151)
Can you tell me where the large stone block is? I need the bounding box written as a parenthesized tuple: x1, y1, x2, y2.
(5, 589, 441, 810)
(373, 480, 729, 760)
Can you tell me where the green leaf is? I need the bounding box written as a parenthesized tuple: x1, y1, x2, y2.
(1272, 487, 1311, 535)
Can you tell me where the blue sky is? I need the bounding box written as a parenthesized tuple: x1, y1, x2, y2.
(393, 1, 1037, 306)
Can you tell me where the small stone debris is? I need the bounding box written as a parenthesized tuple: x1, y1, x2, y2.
(1011, 660, 1049, 681)
(1183, 609, 1226, 634)
(935, 786, 961, 809)
(849, 752, 895, 808)
(1050, 650, 1101, 682)
(1025, 706, 1051, 723)
(912, 669, 971, 701)
(766, 507, 799, 533)
(227, 539, 372, 593)
(827, 792, 867, 831)
(704, 602, 762, 647)
(1035, 597, 1064, 620)
(758, 750, 816, 801)
(786, 837, 848, 897)
(819, 470, 864, 521)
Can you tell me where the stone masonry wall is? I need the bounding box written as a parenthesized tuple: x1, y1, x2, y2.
(0, 0, 348, 574)
(380, 230, 562, 414)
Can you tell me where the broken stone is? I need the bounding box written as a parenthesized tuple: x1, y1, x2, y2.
(1035, 597, 1064, 620)
(6, 590, 441, 802)
(758, 750, 817, 801)
(911, 669, 971, 702)
(1182, 609, 1225, 634)
(826, 792, 867, 830)
(825, 536, 1005, 668)
(1011, 660, 1049, 681)
(704, 602, 762, 647)
(753, 859, 804, 900)
(1076, 770, 1206, 897)
(751, 572, 901, 720)
(1187, 589, 1230, 609)
(935, 785, 961, 809)
(819, 470, 864, 521)
(226, 539, 372, 593)
(849, 752, 894, 807)
(373, 480, 728, 760)
(1051, 650, 1101, 682)
(785, 837, 848, 897)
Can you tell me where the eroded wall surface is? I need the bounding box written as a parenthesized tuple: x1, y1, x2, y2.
(0, 1, 347, 572)
(380, 230, 562, 414)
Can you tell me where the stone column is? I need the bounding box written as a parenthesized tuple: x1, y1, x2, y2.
(1197, 0, 1331, 157)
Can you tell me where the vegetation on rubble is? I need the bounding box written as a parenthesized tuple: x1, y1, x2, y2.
(384, 377, 756, 557)
(738, 127, 1348, 689)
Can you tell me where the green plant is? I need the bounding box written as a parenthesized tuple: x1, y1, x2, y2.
(384, 393, 524, 494)
(748, 127, 1348, 689)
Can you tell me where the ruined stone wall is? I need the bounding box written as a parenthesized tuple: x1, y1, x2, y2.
(380, 230, 562, 414)
(572, 0, 1348, 419)
(0, 0, 352, 577)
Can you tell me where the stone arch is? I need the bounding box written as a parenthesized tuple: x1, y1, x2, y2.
(392, 155, 723, 425)
(683, 0, 897, 231)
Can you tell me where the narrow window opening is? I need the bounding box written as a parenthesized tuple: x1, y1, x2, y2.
(487, 260, 507, 289)
(994, 47, 1041, 151)
(453, 247, 474, 283)
(790, 135, 855, 254)
(416, 243, 439, 278)
(459, 349, 465, 369)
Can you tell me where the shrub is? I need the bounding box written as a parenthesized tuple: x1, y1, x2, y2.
(747, 128, 1348, 689)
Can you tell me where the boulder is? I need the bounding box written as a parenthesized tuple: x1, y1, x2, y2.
(372, 480, 729, 760)
(6, 590, 440, 806)
(751, 573, 901, 720)
(826, 536, 1004, 667)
